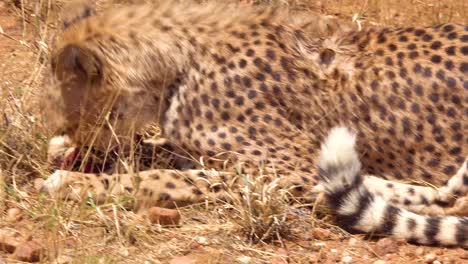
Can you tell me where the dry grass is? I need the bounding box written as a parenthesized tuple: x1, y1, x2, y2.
(0, 0, 467, 263)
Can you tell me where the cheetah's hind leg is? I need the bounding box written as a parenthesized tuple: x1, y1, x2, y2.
(361, 157, 468, 216)
(437, 158, 468, 204)
(437, 158, 468, 216)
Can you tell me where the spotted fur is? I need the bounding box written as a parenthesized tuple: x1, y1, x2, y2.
(43, 1, 467, 247)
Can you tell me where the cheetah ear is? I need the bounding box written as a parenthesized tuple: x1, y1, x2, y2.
(53, 44, 102, 85)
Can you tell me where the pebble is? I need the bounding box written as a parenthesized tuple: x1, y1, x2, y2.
(189, 241, 204, 250)
(148, 207, 181, 226)
(13, 240, 44, 262)
(0, 228, 22, 253)
(415, 248, 425, 256)
(374, 238, 399, 256)
(348, 237, 358, 247)
(5, 208, 23, 222)
(373, 260, 386, 264)
(237, 256, 252, 263)
(424, 253, 437, 263)
(341, 255, 353, 263)
(311, 242, 326, 251)
(311, 227, 331, 240)
(190, 236, 208, 250)
(195, 236, 208, 245)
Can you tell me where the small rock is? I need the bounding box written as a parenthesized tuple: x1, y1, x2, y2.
(311, 227, 331, 240)
(0, 228, 22, 253)
(148, 207, 181, 226)
(189, 241, 204, 250)
(311, 242, 326, 251)
(432, 261, 441, 264)
(415, 248, 425, 256)
(169, 256, 196, 264)
(119, 248, 129, 257)
(424, 253, 437, 263)
(190, 236, 209, 250)
(195, 236, 208, 245)
(348, 237, 358, 247)
(330, 249, 338, 253)
(6, 208, 23, 222)
(341, 255, 353, 263)
(373, 260, 386, 264)
(374, 238, 399, 256)
(237, 256, 252, 263)
(13, 240, 44, 262)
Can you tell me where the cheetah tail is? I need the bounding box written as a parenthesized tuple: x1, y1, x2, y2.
(317, 126, 467, 247)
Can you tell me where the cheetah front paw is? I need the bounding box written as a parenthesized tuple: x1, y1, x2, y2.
(41, 170, 84, 200)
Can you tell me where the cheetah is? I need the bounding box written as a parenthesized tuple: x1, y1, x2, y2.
(42, 1, 467, 247)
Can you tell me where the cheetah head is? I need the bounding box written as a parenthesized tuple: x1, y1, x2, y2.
(46, 5, 173, 151)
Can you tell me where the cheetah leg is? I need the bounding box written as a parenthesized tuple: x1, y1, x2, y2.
(437, 158, 468, 216)
(41, 168, 236, 209)
(362, 157, 468, 216)
(437, 158, 468, 203)
(362, 176, 447, 215)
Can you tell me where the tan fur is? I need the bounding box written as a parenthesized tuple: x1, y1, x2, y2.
(44, 1, 466, 215)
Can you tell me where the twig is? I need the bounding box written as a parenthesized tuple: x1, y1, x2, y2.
(0, 169, 6, 214)
(0, 31, 32, 49)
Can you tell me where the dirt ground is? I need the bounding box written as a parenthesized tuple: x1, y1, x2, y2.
(0, 0, 467, 263)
